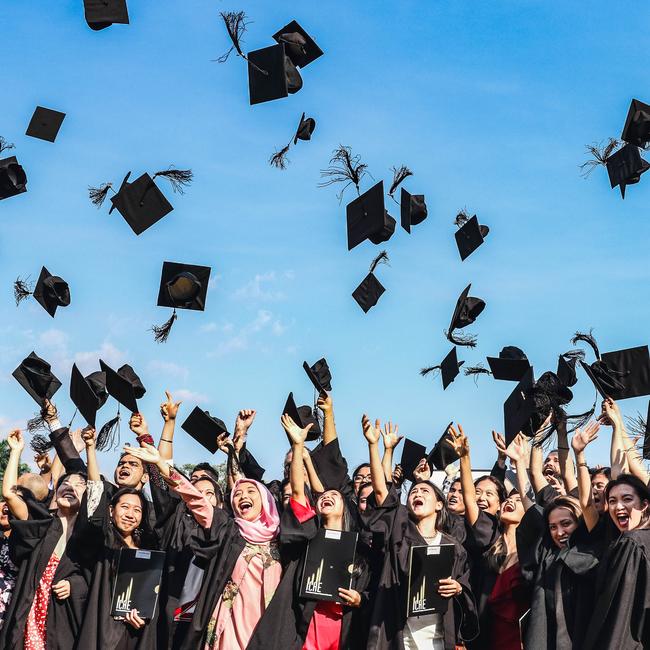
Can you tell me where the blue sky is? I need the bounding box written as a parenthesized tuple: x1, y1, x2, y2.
(2, 1, 650, 479)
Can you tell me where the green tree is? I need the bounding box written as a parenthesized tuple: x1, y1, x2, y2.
(0, 440, 32, 483)
(178, 460, 227, 494)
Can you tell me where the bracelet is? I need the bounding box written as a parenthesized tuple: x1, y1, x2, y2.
(161, 438, 173, 443)
(578, 462, 588, 468)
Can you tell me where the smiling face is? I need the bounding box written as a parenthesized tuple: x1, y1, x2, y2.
(316, 490, 345, 524)
(56, 474, 87, 511)
(232, 481, 263, 521)
(591, 472, 609, 512)
(114, 454, 148, 489)
(110, 493, 143, 536)
(353, 465, 371, 495)
(475, 478, 501, 516)
(408, 482, 443, 522)
(548, 506, 578, 548)
(447, 480, 465, 515)
(543, 451, 560, 478)
(194, 478, 220, 508)
(608, 484, 649, 532)
(499, 493, 524, 525)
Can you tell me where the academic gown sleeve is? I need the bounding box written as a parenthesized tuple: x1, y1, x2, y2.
(238, 443, 266, 482)
(309, 438, 351, 493)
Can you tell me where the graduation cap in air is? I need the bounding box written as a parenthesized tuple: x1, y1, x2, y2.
(581, 345, 650, 401)
(181, 406, 230, 454)
(605, 143, 649, 199)
(487, 346, 530, 382)
(272, 20, 323, 68)
(151, 261, 212, 343)
(248, 43, 303, 105)
(346, 181, 396, 250)
(556, 350, 583, 388)
(269, 112, 316, 169)
(25, 107, 66, 143)
(0, 149, 27, 201)
(99, 360, 145, 415)
(83, 0, 129, 30)
(504, 366, 536, 445)
(454, 211, 489, 261)
(14, 266, 71, 317)
(13, 352, 61, 407)
(421, 347, 464, 390)
(427, 422, 458, 471)
(626, 402, 650, 460)
(621, 98, 650, 148)
(303, 358, 332, 396)
(400, 438, 427, 480)
(282, 392, 321, 441)
(352, 250, 389, 313)
(400, 188, 428, 233)
(88, 167, 193, 235)
(446, 284, 486, 348)
(69, 364, 108, 430)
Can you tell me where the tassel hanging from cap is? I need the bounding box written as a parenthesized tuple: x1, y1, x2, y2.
(216, 11, 269, 75)
(388, 165, 413, 199)
(446, 330, 478, 348)
(97, 412, 121, 452)
(626, 412, 648, 439)
(454, 209, 472, 228)
(0, 137, 15, 154)
(571, 329, 601, 359)
(420, 365, 441, 378)
(580, 138, 621, 177)
(88, 182, 114, 207)
(151, 309, 177, 343)
(269, 144, 291, 169)
(29, 433, 53, 455)
(464, 365, 492, 381)
(153, 168, 194, 194)
(319, 145, 370, 202)
(13, 277, 33, 305)
(369, 250, 389, 274)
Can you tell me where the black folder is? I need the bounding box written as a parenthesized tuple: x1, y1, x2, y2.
(407, 543, 455, 617)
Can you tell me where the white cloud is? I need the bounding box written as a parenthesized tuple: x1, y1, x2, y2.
(171, 389, 210, 404)
(232, 270, 295, 303)
(147, 360, 190, 382)
(75, 341, 126, 374)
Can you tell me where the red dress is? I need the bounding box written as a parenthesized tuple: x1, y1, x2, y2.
(487, 562, 529, 650)
(24, 553, 60, 650)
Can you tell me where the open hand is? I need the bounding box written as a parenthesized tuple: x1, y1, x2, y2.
(447, 424, 470, 458)
(362, 415, 381, 445)
(571, 421, 600, 454)
(160, 391, 182, 422)
(7, 429, 24, 452)
(280, 414, 312, 446)
(381, 421, 403, 450)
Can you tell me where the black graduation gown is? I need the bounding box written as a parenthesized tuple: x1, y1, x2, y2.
(310, 438, 352, 495)
(74, 486, 160, 650)
(582, 528, 650, 650)
(516, 505, 599, 649)
(247, 503, 372, 650)
(363, 489, 478, 650)
(0, 513, 89, 650)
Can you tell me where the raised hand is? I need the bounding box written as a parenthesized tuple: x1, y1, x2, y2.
(81, 426, 97, 448)
(7, 429, 24, 452)
(316, 395, 333, 415)
(362, 415, 381, 445)
(505, 433, 528, 464)
(234, 409, 256, 436)
(124, 442, 160, 466)
(160, 390, 182, 422)
(413, 458, 431, 482)
(447, 424, 470, 458)
(381, 421, 403, 450)
(533, 413, 553, 445)
(571, 421, 600, 454)
(392, 464, 404, 485)
(129, 413, 149, 438)
(492, 430, 507, 462)
(43, 399, 58, 425)
(70, 428, 86, 454)
(599, 398, 623, 429)
(34, 452, 52, 473)
(280, 414, 312, 446)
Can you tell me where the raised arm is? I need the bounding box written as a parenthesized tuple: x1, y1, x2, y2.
(557, 418, 577, 494)
(380, 421, 403, 483)
(447, 424, 478, 525)
(503, 433, 533, 510)
(42, 400, 64, 487)
(571, 421, 600, 531)
(157, 391, 182, 462)
(362, 415, 388, 505)
(281, 414, 312, 506)
(302, 447, 325, 494)
(318, 395, 337, 446)
(81, 426, 100, 482)
(3, 430, 28, 520)
(490, 430, 508, 484)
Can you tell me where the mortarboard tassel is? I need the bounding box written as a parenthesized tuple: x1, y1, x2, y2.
(388, 165, 413, 199)
(13, 277, 33, 305)
(369, 250, 389, 273)
(626, 412, 648, 438)
(26, 404, 50, 434)
(151, 309, 177, 343)
(153, 168, 194, 194)
(571, 330, 600, 359)
(566, 403, 597, 433)
(446, 330, 478, 348)
(269, 144, 291, 169)
(579, 138, 621, 177)
(0, 137, 15, 154)
(464, 365, 491, 377)
(30, 433, 53, 455)
(319, 145, 369, 201)
(216, 11, 268, 75)
(97, 412, 121, 452)
(420, 366, 441, 378)
(454, 209, 472, 228)
(88, 182, 114, 207)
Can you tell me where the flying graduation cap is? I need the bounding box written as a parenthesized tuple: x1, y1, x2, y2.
(151, 261, 212, 343)
(83, 0, 129, 30)
(621, 98, 650, 148)
(446, 284, 486, 348)
(427, 422, 459, 471)
(303, 358, 332, 396)
(88, 167, 193, 235)
(454, 210, 489, 261)
(282, 392, 321, 441)
(464, 346, 530, 383)
(400, 438, 427, 479)
(352, 250, 389, 313)
(0, 137, 27, 201)
(69, 364, 109, 432)
(269, 113, 316, 169)
(385, 165, 428, 234)
(25, 107, 66, 143)
(14, 266, 71, 317)
(421, 347, 464, 390)
(181, 406, 230, 454)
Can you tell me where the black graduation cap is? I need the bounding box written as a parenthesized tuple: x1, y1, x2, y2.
(427, 422, 458, 471)
(83, 0, 129, 30)
(25, 107, 66, 143)
(70, 364, 108, 428)
(621, 98, 650, 148)
(455, 214, 489, 261)
(556, 352, 582, 388)
(346, 181, 396, 250)
(14, 266, 71, 317)
(400, 188, 428, 233)
(400, 439, 427, 480)
(152, 261, 212, 343)
(269, 112, 316, 169)
(599, 346, 650, 400)
(181, 406, 230, 454)
(446, 284, 486, 348)
(0, 155, 27, 200)
(13, 352, 61, 407)
(99, 360, 145, 414)
(421, 347, 464, 390)
(303, 358, 332, 396)
(248, 43, 302, 106)
(282, 392, 320, 441)
(606, 143, 649, 199)
(272, 20, 323, 68)
(504, 366, 536, 445)
(352, 251, 389, 313)
(486, 346, 530, 382)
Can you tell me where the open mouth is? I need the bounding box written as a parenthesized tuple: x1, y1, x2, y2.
(477, 502, 488, 510)
(320, 497, 335, 509)
(448, 496, 458, 505)
(412, 497, 424, 508)
(557, 535, 568, 545)
(503, 502, 515, 513)
(239, 499, 253, 514)
(118, 470, 131, 480)
(616, 513, 630, 528)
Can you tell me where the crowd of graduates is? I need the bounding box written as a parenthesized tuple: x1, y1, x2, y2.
(0, 390, 648, 650)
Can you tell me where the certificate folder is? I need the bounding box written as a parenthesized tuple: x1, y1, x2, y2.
(407, 543, 455, 617)
(110, 548, 166, 619)
(299, 529, 358, 602)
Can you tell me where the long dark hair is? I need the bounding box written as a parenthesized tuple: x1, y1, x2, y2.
(109, 487, 157, 549)
(407, 480, 452, 534)
(474, 475, 507, 504)
(604, 474, 650, 529)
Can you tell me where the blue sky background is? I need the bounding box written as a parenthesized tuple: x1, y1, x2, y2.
(2, 0, 650, 479)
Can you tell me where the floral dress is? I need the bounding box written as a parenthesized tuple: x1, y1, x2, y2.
(0, 536, 18, 631)
(24, 553, 60, 650)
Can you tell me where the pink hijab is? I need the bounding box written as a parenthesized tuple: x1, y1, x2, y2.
(230, 478, 280, 543)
